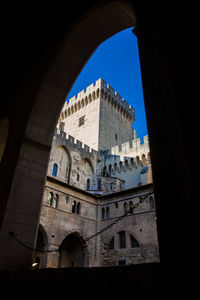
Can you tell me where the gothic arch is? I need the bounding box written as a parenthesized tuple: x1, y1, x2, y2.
(59, 231, 89, 268)
(33, 224, 49, 269)
(0, 1, 137, 269)
(82, 158, 95, 175)
(50, 145, 72, 182)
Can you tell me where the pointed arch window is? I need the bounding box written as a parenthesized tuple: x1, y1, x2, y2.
(87, 178, 90, 190)
(52, 163, 58, 176)
(72, 200, 76, 213)
(103, 166, 107, 176)
(130, 234, 140, 248)
(48, 192, 53, 206)
(77, 173, 80, 181)
(98, 179, 101, 190)
(108, 164, 112, 176)
(53, 194, 59, 208)
(129, 201, 134, 214)
(76, 202, 81, 214)
(114, 163, 118, 174)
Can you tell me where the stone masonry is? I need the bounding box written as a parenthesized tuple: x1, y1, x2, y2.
(35, 79, 159, 268)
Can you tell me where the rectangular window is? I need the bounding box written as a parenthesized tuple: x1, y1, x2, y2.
(119, 231, 126, 249)
(78, 116, 85, 127)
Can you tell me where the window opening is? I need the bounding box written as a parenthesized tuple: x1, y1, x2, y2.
(52, 163, 58, 176)
(102, 207, 105, 220)
(86, 178, 90, 190)
(77, 173, 79, 181)
(76, 202, 81, 214)
(72, 200, 76, 213)
(106, 207, 110, 219)
(119, 231, 126, 249)
(48, 192, 53, 206)
(53, 194, 59, 208)
(124, 202, 128, 214)
(78, 115, 85, 127)
(108, 237, 114, 250)
(130, 234, 140, 248)
(129, 201, 134, 214)
(98, 179, 101, 190)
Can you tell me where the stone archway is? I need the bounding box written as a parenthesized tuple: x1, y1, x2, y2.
(0, 1, 136, 270)
(59, 232, 89, 268)
(32, 224, 48, 269)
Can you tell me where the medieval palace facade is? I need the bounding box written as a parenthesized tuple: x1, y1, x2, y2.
(35, 78, 159, 268)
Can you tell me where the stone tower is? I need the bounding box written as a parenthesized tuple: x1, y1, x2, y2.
(59, 78, 135, 151)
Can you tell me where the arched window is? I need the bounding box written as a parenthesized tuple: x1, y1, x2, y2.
(119, 161, 123, 172)
(52, 163, 58, 176)
(86, 178, 90, 190)
(129, 201, 134, 214)
(102, 207, 105, 220)
(108, 164, 112, 176)
(103, 166, 107, 176)
(130, 234, 140, 248)
(141, 154, 147, 166)
(125, 159, 128, 169)
(76, 202, 81, 214)
(72, 200, 76, 213)
(130, 157, 134, 167)
(77, 173, 79, 181)
(114, 163, 118, 174)
(119, 231, 126, 249)
(135, 156, 140, 168)
(47, 192, 53, 206)
(97, 179, 101, 190)
(106, 207, 110, 219)
(53, 194, 59, 208)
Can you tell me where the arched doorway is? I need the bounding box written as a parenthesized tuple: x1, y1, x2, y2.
(59, 232, 89, 268)
(32, 224, 48, 269)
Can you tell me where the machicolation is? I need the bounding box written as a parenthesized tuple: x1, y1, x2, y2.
(59, 78, 135, 123)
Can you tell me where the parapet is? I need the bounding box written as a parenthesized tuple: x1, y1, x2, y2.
(110, 135, 150, 158)
(53, 128, 98, 158)
(59, 78, 135, 123)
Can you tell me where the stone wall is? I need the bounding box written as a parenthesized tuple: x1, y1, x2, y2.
(100, 185, 159, 266)
(39, 178, 99, 268)
(99, 96, 135, 150)
(47, 128, 152, 194)
(38, 180, 159, 268)
(59, 78, 135, 151)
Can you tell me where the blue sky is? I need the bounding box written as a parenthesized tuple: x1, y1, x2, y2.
(66, 27, 148, 141)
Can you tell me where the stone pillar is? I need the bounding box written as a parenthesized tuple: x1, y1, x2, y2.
(93, 203, 102, 267)
(135, 3, 200, 268)
(0, 138, 50, 270)
(45, 244, 60, 268)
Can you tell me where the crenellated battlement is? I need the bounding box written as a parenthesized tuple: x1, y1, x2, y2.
(59, 78, 135, 123)
(54, 128, 98, 158)
(110, 135, 150, 158)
